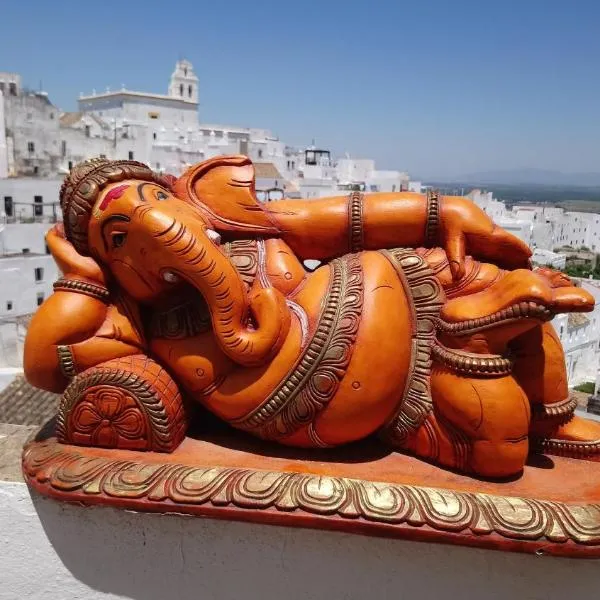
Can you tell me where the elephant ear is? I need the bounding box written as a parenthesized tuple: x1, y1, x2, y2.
(172, 155, 280, 236)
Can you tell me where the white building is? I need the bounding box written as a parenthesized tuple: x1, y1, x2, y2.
(553, 279, 600, 386)
(532, 248, 567, 269)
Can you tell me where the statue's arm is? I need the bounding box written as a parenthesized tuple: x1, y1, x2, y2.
(267, 193, 532, 278)
(268, 193, 427, 260)
(24, 226, 142, 393)
(24, 293, 140, 393)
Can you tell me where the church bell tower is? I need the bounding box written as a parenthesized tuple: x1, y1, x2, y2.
(169, 60, 199, 104)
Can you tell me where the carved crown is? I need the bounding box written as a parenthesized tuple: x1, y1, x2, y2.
(60, 158, 169, 256)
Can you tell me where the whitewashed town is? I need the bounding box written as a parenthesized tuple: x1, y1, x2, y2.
(1, 60, 600, 400)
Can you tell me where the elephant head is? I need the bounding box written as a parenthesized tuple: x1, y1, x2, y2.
(59, 159, 291, 367)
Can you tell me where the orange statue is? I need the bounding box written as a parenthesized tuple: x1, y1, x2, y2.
(21, 157, 600, 557)
(23, 156, 600, 477)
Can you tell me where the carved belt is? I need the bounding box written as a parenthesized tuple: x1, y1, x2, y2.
(379, 249, 445, 445)
(230, 253, 364, 442)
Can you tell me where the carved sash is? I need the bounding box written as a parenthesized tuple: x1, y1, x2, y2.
(379, 249, 445, 445)
(230, 254, 364, 441)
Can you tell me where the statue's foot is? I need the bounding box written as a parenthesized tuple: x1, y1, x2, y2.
(438, 269, 594, 350)
(532, 415, 600, 461)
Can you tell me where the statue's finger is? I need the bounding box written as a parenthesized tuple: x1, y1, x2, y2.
(445, 231, 466, 280)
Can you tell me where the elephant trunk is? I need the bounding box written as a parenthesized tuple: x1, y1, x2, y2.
(152, 208, 290, 366)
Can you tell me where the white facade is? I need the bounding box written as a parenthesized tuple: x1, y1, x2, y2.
(0, 187, 58, 369)
(532, 249, 567, 269)
(554, 279, 600, 386)
(0, 90, 7, 178)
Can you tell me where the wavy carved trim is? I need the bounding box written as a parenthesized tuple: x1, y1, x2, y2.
(231, 254, 363, 440)
(380, 249, 445, 445)
(22, 439, 600, 554)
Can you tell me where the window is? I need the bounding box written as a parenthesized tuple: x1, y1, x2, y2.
(34, 267, 44, 282)
(188, 84, 192, 98)
(128, 151, 134, 160)
(258, 149, 263, 158)
(156, 163, 161, 170)
(33, 166, 39, 175)
(0, 82, 4, 93)
(99, 154, 106, 159)
(68, 161, 73, 171)
(6, 301, 12, 311)
(179, 83, 184, 96)
(34, 195, 43, 217)
(9, 82, 17, 96)
(85, 125, 91, 137)
(28, 141, 35, 153)
(37, 292, 44, 306)
(4, 196, 13, 217)
(50, 113, 54, 119)
(153, 132, 157, 140)
(149, 112, 159, 119)
(61, 140, 67, 157)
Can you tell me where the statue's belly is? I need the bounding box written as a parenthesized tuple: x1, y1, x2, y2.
(226, 251, 413, 447)
(286, 251, 413, 447)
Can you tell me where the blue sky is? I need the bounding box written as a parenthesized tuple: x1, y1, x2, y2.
(2, 0, 600, 178)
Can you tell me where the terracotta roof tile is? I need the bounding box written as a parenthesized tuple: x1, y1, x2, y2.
(568, 313, 590, 329)
(254, 162, 283, 179)
(59, 111, 83, 127)
(0, 376, 59, 426)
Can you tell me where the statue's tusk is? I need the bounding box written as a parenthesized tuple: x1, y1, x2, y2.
(162, 270, 180, 283)
(206, 229, 221, 245)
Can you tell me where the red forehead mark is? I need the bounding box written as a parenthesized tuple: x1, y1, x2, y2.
(99, 184, 130, 211)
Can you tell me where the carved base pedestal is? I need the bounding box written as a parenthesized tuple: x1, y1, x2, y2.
(22, 426, 600, 558)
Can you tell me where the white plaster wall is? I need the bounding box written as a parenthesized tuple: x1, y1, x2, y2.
(1, 480, 600, 600)
(0, 91, 7, 179)
(0, 254, 57, 317)
(0, 180, 62, 221)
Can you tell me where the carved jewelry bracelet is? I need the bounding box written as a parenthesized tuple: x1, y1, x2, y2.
(53, 278, 110, 302)
(424, 190, 440, 247)
(56, 345, 77, 379)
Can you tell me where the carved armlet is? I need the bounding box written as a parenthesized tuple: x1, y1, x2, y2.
(424, 190, 441, 247)
(53, 278, 110, 302)
(347, 191, 364, 253)
(432, 341, 513, 377)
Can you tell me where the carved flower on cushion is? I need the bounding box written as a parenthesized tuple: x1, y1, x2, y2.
(71, 386, 146, 447)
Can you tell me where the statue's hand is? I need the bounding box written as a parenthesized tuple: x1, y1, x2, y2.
(46, 224, 107, 285)
(440, 197, 532, 279)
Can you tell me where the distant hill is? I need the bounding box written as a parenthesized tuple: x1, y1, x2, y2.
(445, 169, 600, 187)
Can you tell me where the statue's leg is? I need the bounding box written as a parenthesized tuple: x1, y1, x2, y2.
(431, 264, 593, 474)
(385, 249, 531, 478)
(512, 321, 600, 459)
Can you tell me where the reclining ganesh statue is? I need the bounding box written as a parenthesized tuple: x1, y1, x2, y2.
(23, 156, 600, 480)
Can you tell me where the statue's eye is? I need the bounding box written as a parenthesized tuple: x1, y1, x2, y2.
(156, 191, 169, 201)
(111, 232, 127, 248)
